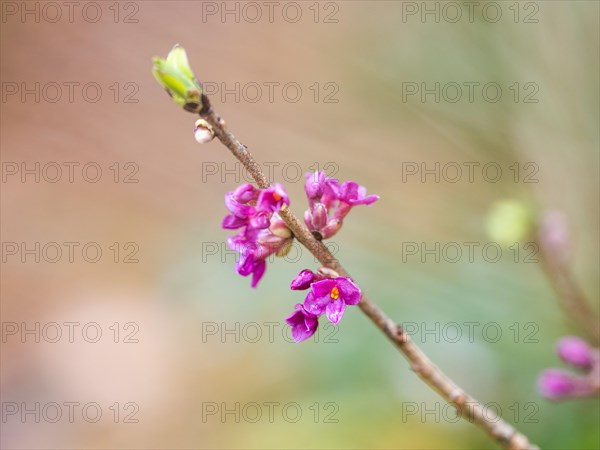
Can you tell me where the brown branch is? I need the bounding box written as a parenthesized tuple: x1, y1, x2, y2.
(199, 95, 538, 450)
(536, 238, 600, 345)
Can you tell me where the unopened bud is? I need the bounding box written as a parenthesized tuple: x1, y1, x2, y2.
(194, 119, 215, 144)
(152, 44, 203, 113)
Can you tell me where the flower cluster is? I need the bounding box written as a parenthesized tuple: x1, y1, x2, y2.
(286, 269, 361, 342)
(537, 336, 600, 400)
(304, 171, 379, 240)
(222, 173, 376, 340)
(222, 183, 292, 288)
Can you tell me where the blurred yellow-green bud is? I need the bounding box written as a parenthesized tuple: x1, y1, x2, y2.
(486, 200, 533, 246)
(152, 44, 202, 113)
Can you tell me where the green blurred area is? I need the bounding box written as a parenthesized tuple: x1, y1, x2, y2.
(1, 1, 598, 449)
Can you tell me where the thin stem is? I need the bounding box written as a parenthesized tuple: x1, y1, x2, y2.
(200, 96, 538, 450)
(536, 238, 600, 345)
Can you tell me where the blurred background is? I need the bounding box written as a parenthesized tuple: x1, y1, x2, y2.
(1, 1, 598, 448)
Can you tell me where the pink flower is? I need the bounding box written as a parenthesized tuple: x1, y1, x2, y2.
(290, 269, 319, 291)
(537, 336, 600, 401)
(557, 336, 593, 369)
(538, 369, 596, 400)
(304, 277, 361, 325)
(286, 304, 319, 342)
(222, 183, 291, 288)
(303, 171, 379, 239)
(256, 183, 290, 212)
(286, 271, 362, 341)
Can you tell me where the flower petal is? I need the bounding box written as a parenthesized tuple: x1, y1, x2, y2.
(249, 210, 271, 229)
(233, 183, 258, 203)
(336, 277, 361, 305)
(340, 181, 359, 202)
(349, 194, 379, 206)
(326, 298, 346, 325)
(250, 260, 266, 288)
(225, 192, 255, 217)
(285, 308, 304, 327)
(311, 279, 336, 300)
(291, 270, 316, 290)
(323, 178, 341, 198)
(339, 182, 379, 206)
(286, 304, 318, 342)
(304, 171, 326, 199)
(256, 183, 289, 212)
(303, 291, 326, 316)
(236, 250, 257, 276)
(222, 214, 247, 230)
